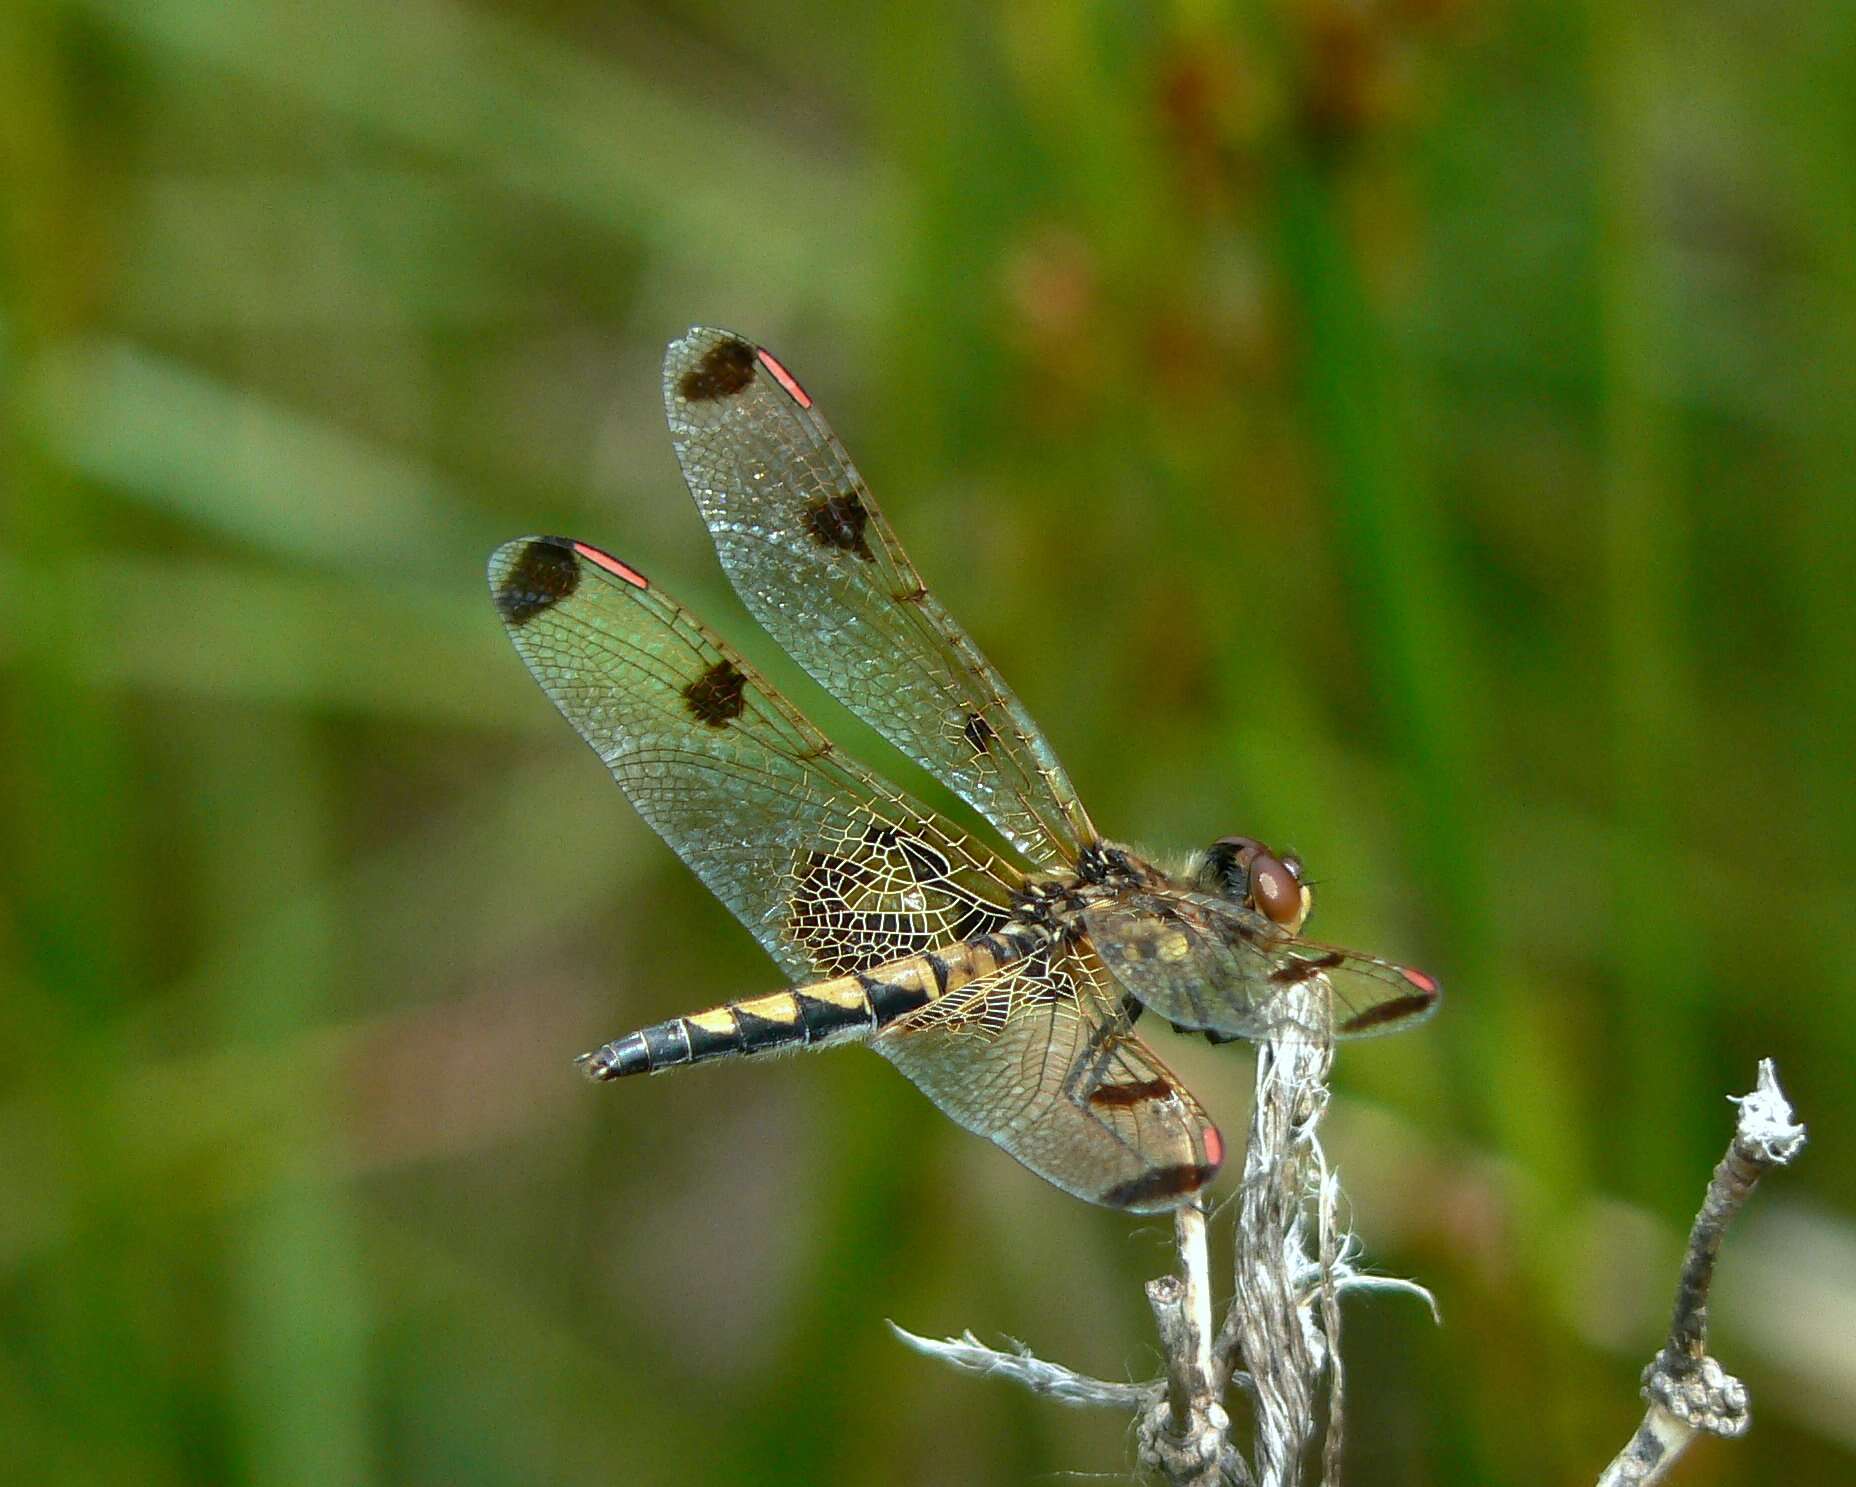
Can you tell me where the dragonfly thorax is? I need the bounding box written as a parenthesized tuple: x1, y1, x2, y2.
(1073, 840, 1166, 892)
(1006, 877, 1091, 946)
(1010, 842, 1161, 945)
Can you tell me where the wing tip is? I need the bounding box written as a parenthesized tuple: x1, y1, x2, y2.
(488, 535, 649, 625)
(666, 327, 758, 405)
(570, 540, 650, 590)
(1100, 1159, 1222, 1214)
(1335, 965, 1441, 1038)
(663, 326, 814, 411)
(488, 535, 580, 625)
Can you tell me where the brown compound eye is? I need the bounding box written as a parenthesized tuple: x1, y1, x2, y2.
(1249, 850, 1302, 926)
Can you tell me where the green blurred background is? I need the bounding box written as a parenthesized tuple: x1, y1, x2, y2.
(4, 1, 1852, 1482)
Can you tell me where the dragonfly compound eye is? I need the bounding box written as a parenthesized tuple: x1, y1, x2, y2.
(1249, 851, 1303, 926)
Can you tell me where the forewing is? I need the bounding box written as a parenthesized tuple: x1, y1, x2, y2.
(874, 942, 1222, 1212)
(663, 328, 1095, 870)
(1085, 890, 1441, 1042)
(489, 536, 1018, 983)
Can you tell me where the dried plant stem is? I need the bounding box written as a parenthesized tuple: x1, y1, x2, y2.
(1220, 983, 1334, 1487)
(1595, 1060, 1805, 1486)
(1140, 1200, 1246, 1485)
(890, 1045, 1802, 1486)
(892, 979, 1433, 1486)
(1316, 1168, 1346, 1487)
(884, 1324, 1149, 1410)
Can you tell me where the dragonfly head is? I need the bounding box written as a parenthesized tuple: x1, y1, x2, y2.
(1194, 836, 1311, 933)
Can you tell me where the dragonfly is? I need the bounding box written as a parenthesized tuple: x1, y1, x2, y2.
(488, 328, 1440, 1214)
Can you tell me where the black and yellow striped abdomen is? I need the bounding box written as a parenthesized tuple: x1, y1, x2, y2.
(577, 932, 1037, 1080)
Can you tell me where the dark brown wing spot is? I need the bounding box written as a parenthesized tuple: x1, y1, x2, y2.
(1337, 991, 1438, 1035)
(798, 849, 877, 894)
(1271, 950, 1344, 985)
(1087, 1076, 1176, 1109)
(950, 900, 1011, 944)
(802, 491, 875, 560)
(493, 537, 580, 625)
(678, 337, 758, 401)
(683, 660, 748, 726)
(789, 846, 948, 976)
(1102, 1163, 1219, 1210)
(963, 713, 997, 755)
(895, 834, 952, 885)
(1018, 951, 1075, 1007)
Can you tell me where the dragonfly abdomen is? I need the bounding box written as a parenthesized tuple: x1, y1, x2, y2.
(577, 931, 1038, 1080)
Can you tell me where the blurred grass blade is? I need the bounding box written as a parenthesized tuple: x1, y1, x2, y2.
(30, 340, 481, 572)
(71, 0, 894, 306)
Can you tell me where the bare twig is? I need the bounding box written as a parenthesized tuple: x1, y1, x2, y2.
(1595, 1059, 1805, 1487)
(1139, 1201, 1248, 1485)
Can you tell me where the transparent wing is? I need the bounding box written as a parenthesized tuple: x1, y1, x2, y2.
(663, 327, 1095, 871)
(1085, 890, 1441, 1042)
(875, 941, 1223, 1212)
(489, 536, 1018, 983)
